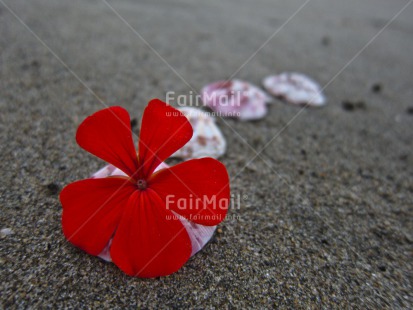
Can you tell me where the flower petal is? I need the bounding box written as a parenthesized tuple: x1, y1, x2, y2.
(138, 99, 193, 178)
(76, 107, 140, 178)
(149, 158, 230, 226)
(110, 189, 191, 277)
(94, 162, 216, 261)
(60, 177, 136, 256)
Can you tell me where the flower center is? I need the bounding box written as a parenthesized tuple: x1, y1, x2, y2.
(137, 179, 147, 190)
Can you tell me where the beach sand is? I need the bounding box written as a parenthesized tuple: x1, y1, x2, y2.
(1, 0, 412, 307)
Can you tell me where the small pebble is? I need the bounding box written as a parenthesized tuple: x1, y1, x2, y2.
(371, 83, 382, 93)
(1, 228, 13, 237)
(151, 78, 159, 86)
(378, 265, 386, 272)
(342, 100, 366, 111)
(46, 182, 60, 195)
(399, 154, 408, 161)
(130, 118, 137, 129)
(321, 36, 331, 46)
(31, 60, 40, 68)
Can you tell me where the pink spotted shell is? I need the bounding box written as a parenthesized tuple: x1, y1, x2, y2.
(201, 79, 272, 120)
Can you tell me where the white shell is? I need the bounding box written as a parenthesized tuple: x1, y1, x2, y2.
(201, 80, 273, 120)
(172, 107, 226, 159)
(91, 162, 216, 261)
(263, 73, 326, 106)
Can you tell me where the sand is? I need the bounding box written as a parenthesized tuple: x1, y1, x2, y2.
(1, 0, 412, 308)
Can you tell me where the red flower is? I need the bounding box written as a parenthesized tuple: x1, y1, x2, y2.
(60, 99, 230, 277)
